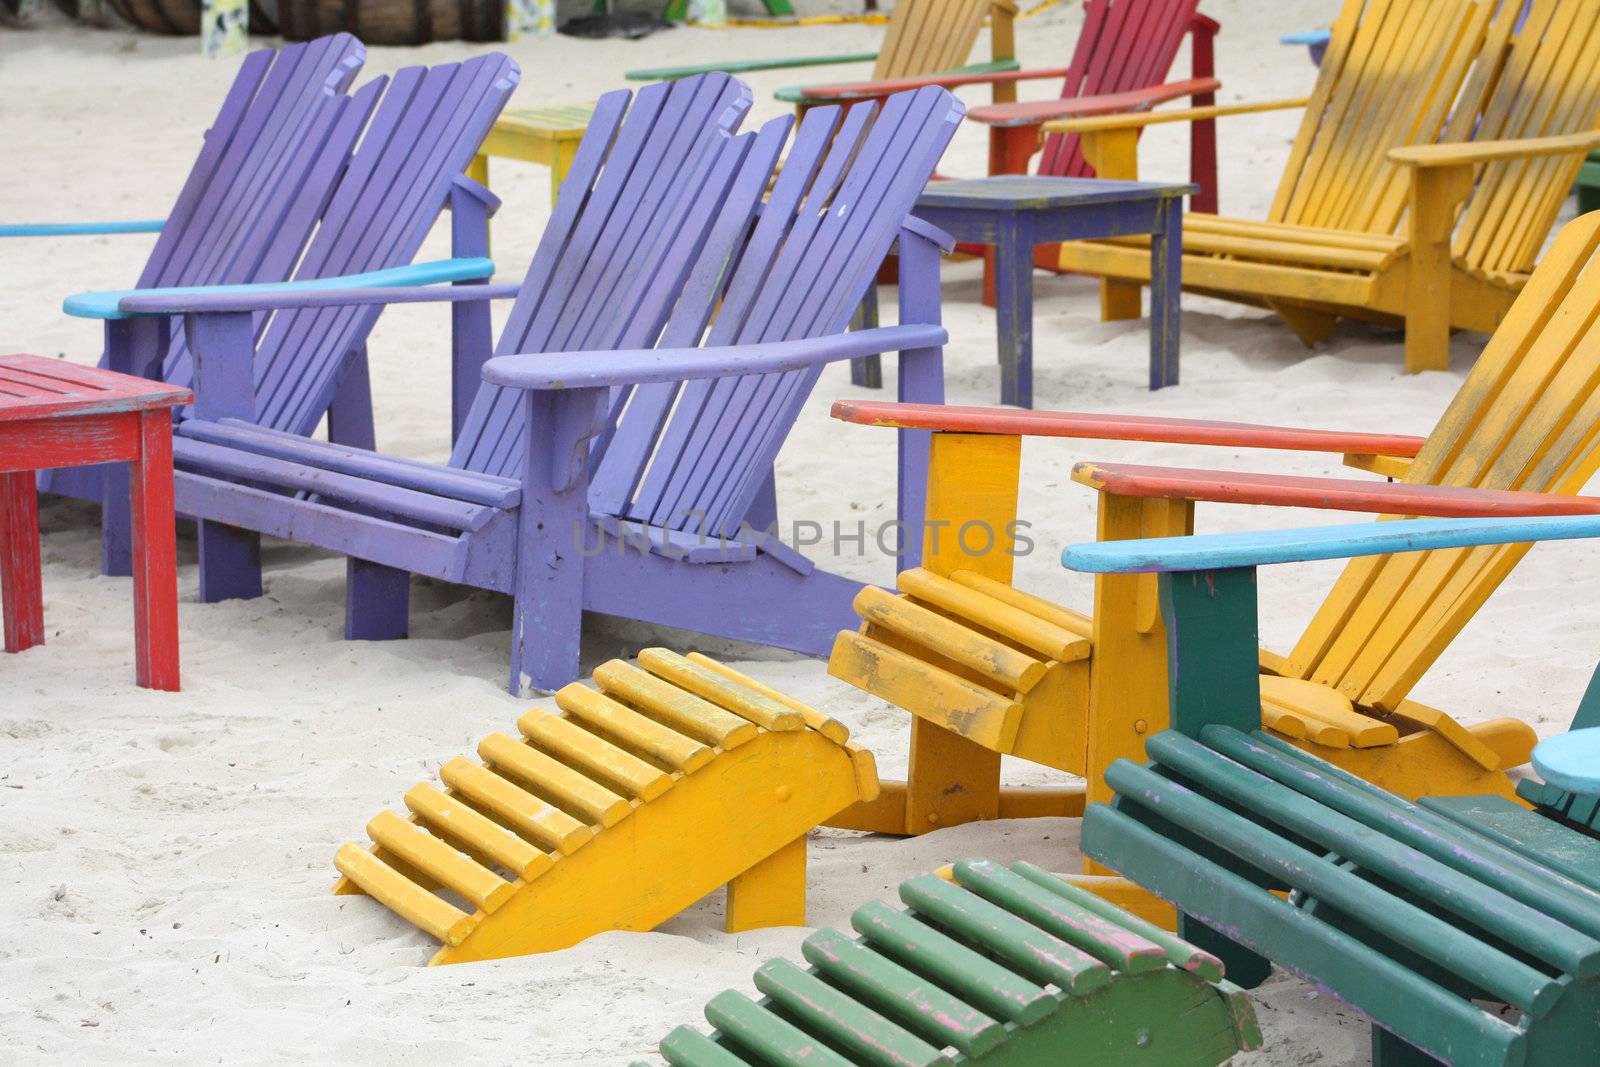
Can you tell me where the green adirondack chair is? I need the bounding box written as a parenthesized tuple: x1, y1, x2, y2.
(1065, 513, 1600, 1067)
(633, 859, 1261, 1066)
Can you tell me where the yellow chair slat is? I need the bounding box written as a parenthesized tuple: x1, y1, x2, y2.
(335, 653, 874, 964)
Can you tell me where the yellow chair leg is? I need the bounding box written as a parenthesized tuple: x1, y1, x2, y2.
(1403, 164, 1473, 374)
(467, 154, 491, 254)
(1100, 280, 1142, 321)
(551, 139, 580, 207)
(1060, 873, 1177, 929)
(894, 432, 1020, 835)
(726, 834, 808, 933)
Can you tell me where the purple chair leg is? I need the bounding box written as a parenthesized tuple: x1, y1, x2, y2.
(101, 317, 169, 577)
(327, 346, 376, 451)
(508, 387, 605, 694)
(895, 226, 946, 575)
(345, 558, 409, 640)
(197, 520, 262, 602)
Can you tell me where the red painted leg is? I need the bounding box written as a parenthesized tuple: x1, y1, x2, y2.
(129, 411, 180, 690)
(0, 470, 44, 653)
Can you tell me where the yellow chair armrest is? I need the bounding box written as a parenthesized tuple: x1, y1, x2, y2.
(1389, 131, 1600, 167)
(1043, 96, 1307, 136)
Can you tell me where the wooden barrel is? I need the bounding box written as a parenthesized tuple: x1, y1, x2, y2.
(277, 0, 500, 43)
(105, 0, 278, 32)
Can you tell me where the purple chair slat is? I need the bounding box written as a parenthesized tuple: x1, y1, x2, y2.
(543, 75, 746, 359)
(158, 80, 379, 401)
(653, 90, 957, 537)
(256, 55, 519, 436)
(457, 76, 751, 483)
(587, 115, 798, 517)
(455, 82, 683, 480)
(614, 104, 856, 525)
(139, 37, 361, 288)
(177, 419, 520, 507)
(173, 438, 495, 533)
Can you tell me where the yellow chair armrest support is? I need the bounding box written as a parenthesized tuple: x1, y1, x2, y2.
(1388, 130, 1600, 168)
(1043, 96, 1307, 136)
(1343, 453, 1414, 479)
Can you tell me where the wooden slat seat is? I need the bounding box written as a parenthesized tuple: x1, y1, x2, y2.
(1050, 0, 1600, 373)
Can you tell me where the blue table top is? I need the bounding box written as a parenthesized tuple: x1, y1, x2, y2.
(1533, 728, 1600, 794)
(916, 175, 1198, 211)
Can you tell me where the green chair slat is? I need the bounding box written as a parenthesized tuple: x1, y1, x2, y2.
(950, 859, 1170, 975)
(704, 990, 855, 1067)
(802, 928, 1007, 1058)
(752, 958, 953, 1067)
(850, 900, 1058, 1026)
(899, 875, 1112, 995)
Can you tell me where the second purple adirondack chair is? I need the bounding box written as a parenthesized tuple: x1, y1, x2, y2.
(119, 76, 964, 694)
(48, 43, 518, 581)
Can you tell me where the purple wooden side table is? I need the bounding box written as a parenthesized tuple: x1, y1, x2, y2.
(913, 175, 1196, 407)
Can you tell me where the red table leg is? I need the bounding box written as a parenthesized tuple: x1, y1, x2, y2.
(129, 410, 180, 690)
(0, 470, 44, 653)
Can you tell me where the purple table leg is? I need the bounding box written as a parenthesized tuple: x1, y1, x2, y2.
(993, 211, 1035, 408)
(1149, 195, 1183, 389)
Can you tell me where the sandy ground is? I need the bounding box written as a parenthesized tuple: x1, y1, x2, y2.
(0, 1, 1593, 1062)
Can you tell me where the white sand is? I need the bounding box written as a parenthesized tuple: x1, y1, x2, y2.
(0, 3, 1591, 1062)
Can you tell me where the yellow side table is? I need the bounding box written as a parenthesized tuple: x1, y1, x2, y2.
(469, 104, 594, 210)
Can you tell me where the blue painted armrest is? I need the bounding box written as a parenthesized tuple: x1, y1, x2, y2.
(480, 324, 948, 391)
(1532, 728, 1600, 794)
(1061, 514, 1600, 574)
(1, 219, 165, 238)
(1279, 30, 1330, 45)
(117, 281, 521, 317)
(67, 258, 497, 320)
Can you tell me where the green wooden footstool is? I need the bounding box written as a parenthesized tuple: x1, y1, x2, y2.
(633, 858, 1261, 1066)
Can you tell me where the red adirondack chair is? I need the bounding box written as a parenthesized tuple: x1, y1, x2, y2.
(794, 0, 1220, 213)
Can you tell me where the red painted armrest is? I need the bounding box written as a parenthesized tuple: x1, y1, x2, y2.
(966, 78, 1221, 129)
(1070, 462, 1600, 518)
(830, 401, 1426, 458)
(801, 66, 1071, 102)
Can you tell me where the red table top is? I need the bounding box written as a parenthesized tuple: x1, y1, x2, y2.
(0, 353, 191, 423)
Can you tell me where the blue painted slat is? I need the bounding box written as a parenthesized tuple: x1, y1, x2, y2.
(1060, 515, 1600, 574)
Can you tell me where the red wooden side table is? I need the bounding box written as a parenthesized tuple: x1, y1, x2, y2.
(0, 354, 190, 690)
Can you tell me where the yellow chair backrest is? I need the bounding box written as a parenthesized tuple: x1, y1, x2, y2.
(1449, 0, 1600, 277)
(872, 0, 996, 80)
(1270, 0, 1495, 235)
(1272, 0, 1600, 272)
(1289, 213, 1600, 711)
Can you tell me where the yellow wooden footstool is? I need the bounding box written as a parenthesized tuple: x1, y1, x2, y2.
(333, 648, 878, 965)
(468, 103, 593, 210)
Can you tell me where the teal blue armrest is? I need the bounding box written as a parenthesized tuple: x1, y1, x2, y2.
(65, 257, 495, 321)
(1061, 514, 1600, 574)
(1, 219, 165, 238)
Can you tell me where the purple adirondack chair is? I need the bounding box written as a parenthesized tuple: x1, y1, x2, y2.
(43, 37, 367, 516)
(120, 76, 963, 694)
(48, 44, 518, 583)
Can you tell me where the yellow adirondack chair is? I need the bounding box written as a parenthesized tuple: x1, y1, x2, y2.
(827, 211, 1600, 922)
(1049, 0, 1600, 373)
